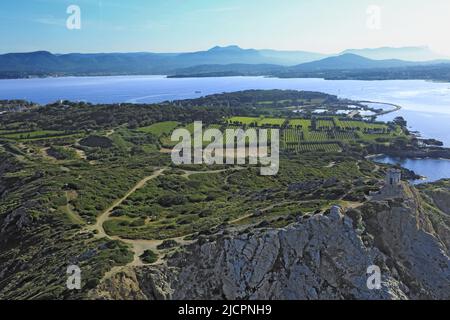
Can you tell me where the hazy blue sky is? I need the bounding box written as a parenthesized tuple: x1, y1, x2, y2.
(1, 0, 450, 54)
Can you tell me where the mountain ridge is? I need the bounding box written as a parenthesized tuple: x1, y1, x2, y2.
(0, 46, 449, 79)
(341, 46, 448, 61)
(289, 53, 420, 71)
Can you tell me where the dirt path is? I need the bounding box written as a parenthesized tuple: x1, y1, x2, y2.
(90, 166, 247, 280)
(90, 168, 166, 237)
(64, 191, 85, 225)
(181, 166, 245, 178)
(229, 200, 297, 225)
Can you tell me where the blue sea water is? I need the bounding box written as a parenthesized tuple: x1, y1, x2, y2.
(373, 156, 450, 184)
(1, 76, 449, 145)
(1, 75, 449, 182)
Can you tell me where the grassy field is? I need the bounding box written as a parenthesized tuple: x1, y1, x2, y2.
(137, 121, 180, 137)
(257, 118, 285, 126)
(289, 119, 311, 129)
(0, 130, 72, 141)
(228, 116, 285, 127)
(228, 116, 259, 125)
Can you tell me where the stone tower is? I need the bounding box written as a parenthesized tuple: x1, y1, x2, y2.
(370, 168, 403, 200)
(385, 168, 401, 187)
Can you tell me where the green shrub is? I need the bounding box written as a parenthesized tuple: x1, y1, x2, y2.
(157, 194, 187, 207)
(140, 249, 158, 264)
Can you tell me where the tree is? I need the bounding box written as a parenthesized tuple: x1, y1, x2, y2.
(393, 116, 407, 127)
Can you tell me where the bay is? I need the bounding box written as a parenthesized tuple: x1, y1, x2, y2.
(1, 75, 450, 147)
(373, 156, 450, 184)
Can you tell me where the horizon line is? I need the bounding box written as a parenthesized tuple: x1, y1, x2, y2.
(0, 44, 436, 56)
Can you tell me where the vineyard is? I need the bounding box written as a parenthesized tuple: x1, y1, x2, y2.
(225, 116, 405, 153)
(283, 129, 303, 144)
(141, 116, 404, 154)
(334, 119, 387, 131)
(228, 116, 285, 127)
(316, 120, 334, 130)
(284, 142, 342, 153)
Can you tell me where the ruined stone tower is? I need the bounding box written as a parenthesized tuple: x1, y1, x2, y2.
(369, 168, 403, 200)
(385, 168, 401, 187)
(374, 168, 402, 198)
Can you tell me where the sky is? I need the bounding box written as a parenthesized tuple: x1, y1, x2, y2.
(1, 0, 450, 55)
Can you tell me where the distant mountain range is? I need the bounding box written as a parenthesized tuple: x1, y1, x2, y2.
(0, 45, 449, 79)
(289, 53, 416, 72)
(0, 46, 327, 76)
(341, 46, 449, 61)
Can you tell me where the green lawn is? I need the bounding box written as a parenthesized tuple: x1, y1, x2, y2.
(0, 130, 66, 139)
(228, 116, 285, 127)
(228, 116, 259, 125)
(137, 121, 180, 137)
(289, 119, 311, 128)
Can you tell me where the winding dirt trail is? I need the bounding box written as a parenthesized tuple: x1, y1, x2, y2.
(91, 168, 166, 238)
(89, 166, 246, 280)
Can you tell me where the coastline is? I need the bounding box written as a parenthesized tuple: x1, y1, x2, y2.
(1, 72, 450, 84)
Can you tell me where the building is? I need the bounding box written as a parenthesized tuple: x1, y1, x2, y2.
(385, 168, 401, 187)
(370, 168, 402, 199)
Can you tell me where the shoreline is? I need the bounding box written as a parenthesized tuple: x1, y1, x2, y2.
(1, 73, 450, 84)
(357, 100, 402, 117)
(367, 152, 450, 184)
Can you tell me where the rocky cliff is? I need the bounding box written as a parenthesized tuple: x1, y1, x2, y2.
(92, 183, 450, 300)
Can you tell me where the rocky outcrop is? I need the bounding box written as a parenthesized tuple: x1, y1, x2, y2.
(423, 187, 450, 215)
(91, 269, 148, 300)
(92, 268, 174, 300)
(0, 206, 32, 233)
(144, 214, 409, 300)
(367, 144, 450, 160)
(418, 181, 450, 252)
(93, 183, 449, 300)
(359, 190, 450, 299)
